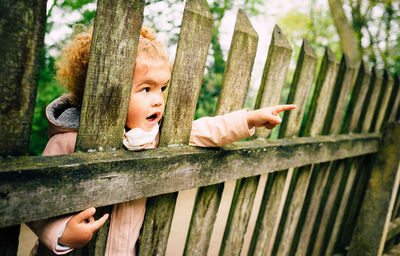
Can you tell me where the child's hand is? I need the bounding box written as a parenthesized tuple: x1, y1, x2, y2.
(58, 207, 109, 248)
(246, 104, 297, 130)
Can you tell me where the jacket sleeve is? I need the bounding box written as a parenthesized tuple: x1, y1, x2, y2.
(42, 132, 77, 156)
(27, 216, 73, 255)
(189, 109, 255, 147)
(27, 132, 78, 254)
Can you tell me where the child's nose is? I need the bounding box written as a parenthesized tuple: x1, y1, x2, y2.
(151, 93, 164, 107)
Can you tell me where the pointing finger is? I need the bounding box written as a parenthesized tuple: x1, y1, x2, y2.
(91, 214, 109, 232)
(273, 104, 296, 114)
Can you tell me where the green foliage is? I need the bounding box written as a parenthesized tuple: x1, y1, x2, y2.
(29, 50, 66, 156)
(278, 9, 341, 60)
(342, 0, 399, 74)
(29, 0, 96, 155)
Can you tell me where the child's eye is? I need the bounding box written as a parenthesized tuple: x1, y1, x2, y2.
(161, 86, 167, 92)
(140, 88, 150, 93)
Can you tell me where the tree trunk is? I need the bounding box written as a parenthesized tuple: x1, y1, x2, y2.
(328, 0, 361, 65)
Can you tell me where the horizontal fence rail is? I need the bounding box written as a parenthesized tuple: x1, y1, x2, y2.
(0, 133, 379, 228)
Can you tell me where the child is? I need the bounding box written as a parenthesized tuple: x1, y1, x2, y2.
(28, 26, 295, 255)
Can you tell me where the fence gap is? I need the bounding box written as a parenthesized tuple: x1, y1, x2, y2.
(393, 75, 400, 121)
(387, 75, 400, 123)
(139, 0, 213, 255)
(363, 67, 384, 133)
(371, 70, 394, 132)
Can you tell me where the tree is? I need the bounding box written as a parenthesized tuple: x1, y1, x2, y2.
(329, 0, 400, 73)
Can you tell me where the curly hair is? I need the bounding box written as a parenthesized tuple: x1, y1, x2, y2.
(56, 25, 169, 107)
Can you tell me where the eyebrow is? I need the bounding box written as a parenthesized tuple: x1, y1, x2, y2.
(140, 79, 170, 86)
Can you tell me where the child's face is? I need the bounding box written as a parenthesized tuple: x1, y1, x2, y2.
(126, 57, 171, 131)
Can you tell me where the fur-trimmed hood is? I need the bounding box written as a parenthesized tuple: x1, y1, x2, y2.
(46, 94, 80, 138)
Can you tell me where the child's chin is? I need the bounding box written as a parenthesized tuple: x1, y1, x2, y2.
(143, 122, 158, 131)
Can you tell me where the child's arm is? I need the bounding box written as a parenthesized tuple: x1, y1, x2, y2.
(27, 208, 108, 253)
(28, 133, 109, 253)
(189, 105, 296, 147)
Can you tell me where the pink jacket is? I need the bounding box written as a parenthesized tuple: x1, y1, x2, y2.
(29, 96, 254, 255)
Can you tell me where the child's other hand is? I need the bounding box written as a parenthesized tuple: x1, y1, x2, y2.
(58, 207, 109, 248)
(246, 104, 297, 130)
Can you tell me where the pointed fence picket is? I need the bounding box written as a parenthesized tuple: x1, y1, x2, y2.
(1, 0, 400, 256)
(140, 1, 213, 255)
(290, 47, 340, 256)
(184, 9, 258, 256)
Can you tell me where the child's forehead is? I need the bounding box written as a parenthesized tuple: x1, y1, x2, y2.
(135, 55, 170, 70)
(133, 56, 171, 82)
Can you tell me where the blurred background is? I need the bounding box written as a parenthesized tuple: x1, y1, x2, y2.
(29, 0, 400, 156)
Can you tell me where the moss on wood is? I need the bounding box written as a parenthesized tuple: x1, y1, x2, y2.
(0, 133, 379, 228)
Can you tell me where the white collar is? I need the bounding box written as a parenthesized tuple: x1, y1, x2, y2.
(123, 124, 159, 151)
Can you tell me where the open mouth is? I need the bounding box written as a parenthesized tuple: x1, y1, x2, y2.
(146, 113, 159, 122)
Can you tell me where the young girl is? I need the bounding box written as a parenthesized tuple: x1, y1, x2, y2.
(28, 26, 295, 255)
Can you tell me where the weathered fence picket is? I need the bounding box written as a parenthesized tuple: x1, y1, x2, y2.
(71, 0, 145, 254)
(272, 39, 317, 256)
(291, 47, 340, 256)
(274, 48, 342, 256)
(387, 75, 400, 127)
(245, 25, 293, 256)
(308, 55, 356, 256)
(390, 75, 400, 122)
(140, 0, 213, 255)
(333, 63, 372, 253)
(216, 10, 259, 256)
(372, 70, 394, 132)
(324, 61, 375, 255)
(252, 25, 292, 140)
(337, 67, 388, 252)
(335, 65, 392, 255)
(184, 9, 258, 256)
(1, 0, 400, 255)
(248, 39, 318, 256)
(0, 1, 47, 255)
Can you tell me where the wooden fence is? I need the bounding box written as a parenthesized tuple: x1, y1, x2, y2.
(1, 0, 400, 255)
